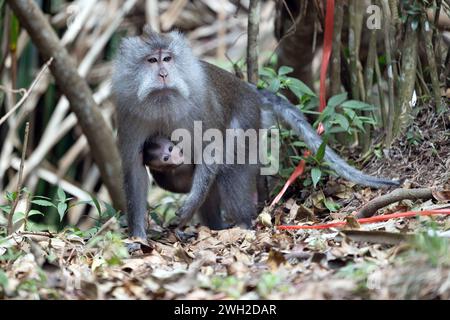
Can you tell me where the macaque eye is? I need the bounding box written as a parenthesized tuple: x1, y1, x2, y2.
(148, 57, 157, 63)
(163, 156, 170, 162)
(163, 56, 172, 62)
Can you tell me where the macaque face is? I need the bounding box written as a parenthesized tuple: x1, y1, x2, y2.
(146, 50, 174, 87)
(114, 31, 199, 104)
(137, 48, 187, 100)
(143, 137, 184, 171)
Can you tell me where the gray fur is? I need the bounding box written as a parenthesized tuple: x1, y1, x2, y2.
(112, 27, 398, 239)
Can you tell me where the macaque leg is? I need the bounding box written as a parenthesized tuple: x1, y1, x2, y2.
(198, 182, 226, 230)
(256, 175, 269, 210)
(123, 163, 149, 239)
(117, 122, 150, 240)
(217, 166, 257, 228)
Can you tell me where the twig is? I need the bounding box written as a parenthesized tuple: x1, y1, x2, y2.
(7, 122, 30, 235)
(0, 86, 26, 96)
(0, 58, 53, 127)
(357, 188, 435, 218)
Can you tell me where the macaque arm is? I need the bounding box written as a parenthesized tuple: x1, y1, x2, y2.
(176, 163, 218, 227)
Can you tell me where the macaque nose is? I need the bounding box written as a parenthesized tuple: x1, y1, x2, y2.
(159, 68, 168, 79)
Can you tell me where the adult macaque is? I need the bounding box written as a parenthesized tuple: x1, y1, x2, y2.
(112, 27, 399, 240)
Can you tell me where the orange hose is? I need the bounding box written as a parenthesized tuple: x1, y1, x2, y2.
(276, 209, 450, 230)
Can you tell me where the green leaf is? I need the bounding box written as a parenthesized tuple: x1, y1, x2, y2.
(316, 105, 335, 125)
(90, 195, 102, 217)
(32, 199, 56, 208)
(28, 210, 44, 217)
(278, 66, 294, 76)
(287, 78, 316, 98)
(342, 100, 374, 111)
(267, 78, 281, 93)
(324, 198, 341, 212)
(13, 211, 25, 224)
(311, 168, 322, 188)
(327, 92, 348, 108)
(315, 140, 327, 162)
(0, 205, 10, 214)
(334, 114, 350, 131)
(103, 202, 119, 217)
(344, 108, 356, 120)
(352, 116, 365, 131)
(57, 202, 68, 222)
(292, 141, 308, 148)
(57, 187, 66, 203)
(6, 191, 17, 203)
(260, 67, 277, 78)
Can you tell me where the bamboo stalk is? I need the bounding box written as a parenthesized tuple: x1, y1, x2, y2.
(348, 0, 364, 100)
(380, 0, 396, 146)
(247, 0, 260, 84)
(397, 16, 419, 135)
(330, 0, 344, 96)
(421, 14, 443, 111)
(361, 30, 377, 153)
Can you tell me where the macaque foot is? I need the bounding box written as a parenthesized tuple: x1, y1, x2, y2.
(174, 228, 196, 242)
(126, 242, 142, 253)
(175, 209, 195, 229)
(124, 237, 152, 254)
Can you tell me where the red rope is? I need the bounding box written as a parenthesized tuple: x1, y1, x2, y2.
(271, 0, 335, 206)
(277, 209, 450, 230)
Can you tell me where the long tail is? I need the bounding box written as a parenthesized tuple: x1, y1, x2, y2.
(259, 89, 400, 188)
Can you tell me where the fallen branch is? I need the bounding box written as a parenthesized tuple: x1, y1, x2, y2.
(357, 188, 434, 218)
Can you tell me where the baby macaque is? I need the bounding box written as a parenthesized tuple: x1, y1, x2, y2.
(143, 136, 184, 171)
(143, 136, 193, 194)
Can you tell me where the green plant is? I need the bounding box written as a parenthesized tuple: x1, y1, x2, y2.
(31, 187, 71, 223)
(88, 231, 129, 269)
(315, 93, 377, 136)
(257, 273, 286, 298)
(259, 66, 378, 190)
(413, 227, 450, 266)
(210, 276, 244, 299)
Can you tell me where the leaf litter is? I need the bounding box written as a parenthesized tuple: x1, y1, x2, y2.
(1, 106, 450, 299)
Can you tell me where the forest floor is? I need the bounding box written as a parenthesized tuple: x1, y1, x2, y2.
(1, 104, 450, 300)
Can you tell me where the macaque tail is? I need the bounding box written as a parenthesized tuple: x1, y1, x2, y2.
(259, 89, 400, 188)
